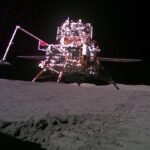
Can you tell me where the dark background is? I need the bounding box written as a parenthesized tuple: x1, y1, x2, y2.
(0, 0, 149, 84)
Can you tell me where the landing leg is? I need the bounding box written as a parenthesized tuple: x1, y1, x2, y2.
(77, 80, 82, 86)
(57, 71, 63, 83)
(57, 59, 68, 83)
(109, 80, 120, 90)
(32, 69, 46, 82)
(96, 58, 119, 90)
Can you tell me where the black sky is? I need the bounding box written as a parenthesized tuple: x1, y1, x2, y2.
(0, 0, 144, 57)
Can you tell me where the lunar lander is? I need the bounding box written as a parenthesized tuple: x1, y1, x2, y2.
(0, 18, 142, 89)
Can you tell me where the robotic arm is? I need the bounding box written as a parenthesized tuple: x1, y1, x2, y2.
(0, 25, 49, 65)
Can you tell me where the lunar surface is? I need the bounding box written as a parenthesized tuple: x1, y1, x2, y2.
(0, 79, 150, 150)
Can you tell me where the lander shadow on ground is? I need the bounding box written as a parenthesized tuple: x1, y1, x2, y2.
(0, 59, 149, 86)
